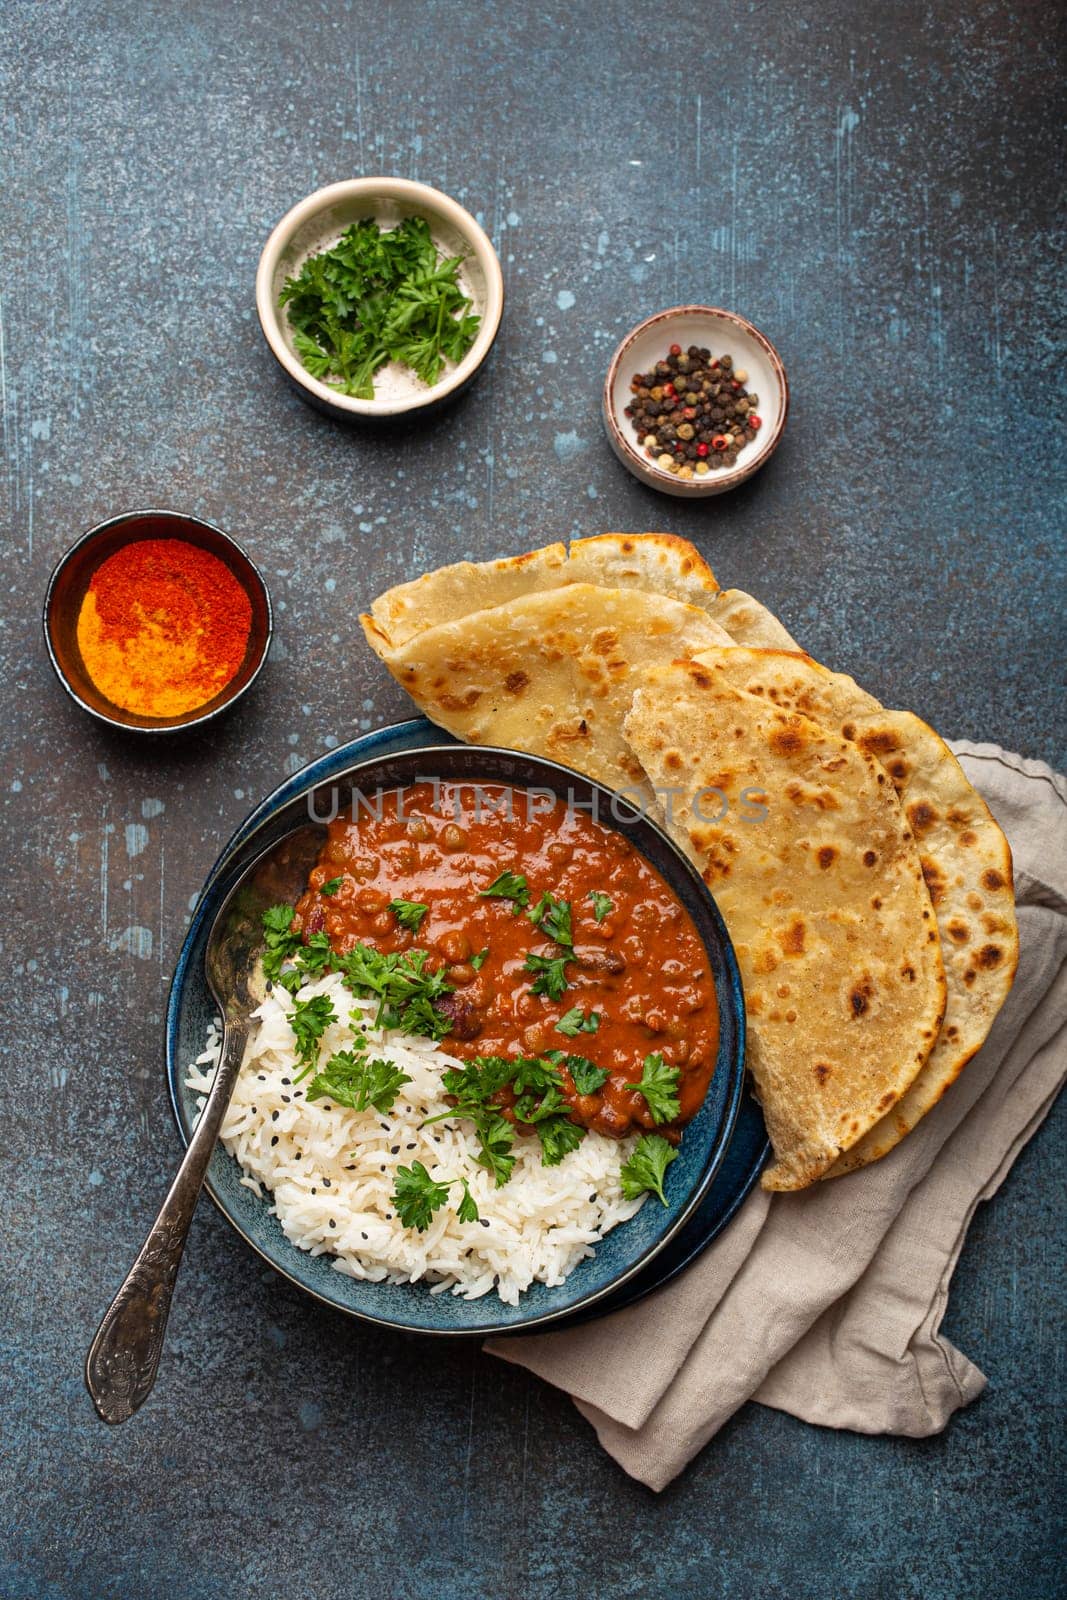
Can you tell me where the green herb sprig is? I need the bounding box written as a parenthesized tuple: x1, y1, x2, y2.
(588, 890, 614, 923)
(280, 217, 480, 400)
(306, 1049, 412, 1114)
(619, 1134, 678, 1205)
(625, 1052, 682, 1125)
(392, 1163, 481, 1232)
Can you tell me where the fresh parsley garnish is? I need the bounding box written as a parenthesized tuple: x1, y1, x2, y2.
(392, 1162, 452, 1231)
(261, 903, 301, 984)
(306, 1049, 411, 1114)
(524, 950, 572, 1001)
(336, 944, 453, 1040)
(470, 948, 489, 970)
(320, 877, 343, 897)
(526, 892, 573, 947)
(620, 1134, 678, 1205)
(625, 1052, 682, 1124)
(296, 930, 335, 980)
(562, 1054, 610, 1096)
(537, 1117, 586, 1167)
(468, 1111, 516, 1187)
(588, 890, 614, 923)
(280, 216, 480, 400)
(480, 870, 530, 909)
(455, 1177, 480, 1225)
(289, 994, 337, 1081)
(389, 898, 429, 934)
(555, 1005, 599, 1038)
(390, 1164, 482, 1232)
(425, 1054, 572, 1184)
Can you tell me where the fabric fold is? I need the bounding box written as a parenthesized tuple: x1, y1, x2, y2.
(486, 746, 1067, 1490)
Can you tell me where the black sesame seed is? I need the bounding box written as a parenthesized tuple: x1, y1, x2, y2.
(480, 1218, 490, 1228)
(361, 1231, 369, 1241)
(281, 1077, 291, 1086)
(390, 1145, 400, 1154)
(406, 1143, 416, 1150)
(271, 1110, 279, 1122)
(322, 1177, 332, 1187)
(329, 1219, 336, 1229)
(281, 1094, 291, 1104)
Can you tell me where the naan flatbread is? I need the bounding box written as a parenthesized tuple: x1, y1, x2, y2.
(361, 583, 733, 795)
(624, 661, 947, 1190)
(691, 647, 1018, 1174)
(368, 534, 718, 650)
(709, 588, 801, 650)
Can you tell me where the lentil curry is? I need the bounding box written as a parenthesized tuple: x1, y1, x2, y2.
(292, 781, 719, 1142)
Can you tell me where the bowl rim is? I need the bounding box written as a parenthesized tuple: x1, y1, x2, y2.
(602, 304, 789, 495)
(255, 177, 505, 417)
(166, 733, 747, 1336)
(42, 507, 274, 734)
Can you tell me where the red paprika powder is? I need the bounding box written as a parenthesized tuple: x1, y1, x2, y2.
(76, 538, 253, 717)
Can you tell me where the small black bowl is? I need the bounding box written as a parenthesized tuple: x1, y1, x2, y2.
(43, 509, 273, 734)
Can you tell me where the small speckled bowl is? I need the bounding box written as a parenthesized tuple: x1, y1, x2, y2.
(43, 509, 273, 734)
(603, 306, 789, 497)
(256, 178, 504, 420)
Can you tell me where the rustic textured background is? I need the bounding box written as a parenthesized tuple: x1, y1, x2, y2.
(1, 1, 1063, 1596)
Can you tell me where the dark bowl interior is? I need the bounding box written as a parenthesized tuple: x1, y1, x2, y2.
(43, 509, 273, 732)
(167, 741, 746, 1335)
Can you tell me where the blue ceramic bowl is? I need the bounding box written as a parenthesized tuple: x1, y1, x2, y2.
(167, 737, 746, 1335)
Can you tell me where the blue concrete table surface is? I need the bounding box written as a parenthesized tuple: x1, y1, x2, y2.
(0, 2, 1063, 1597)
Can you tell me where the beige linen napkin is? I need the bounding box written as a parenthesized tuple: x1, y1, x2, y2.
(486, 744, 1067, 1491)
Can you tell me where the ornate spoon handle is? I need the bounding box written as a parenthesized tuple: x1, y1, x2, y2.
(85, 1027, 246, 1424)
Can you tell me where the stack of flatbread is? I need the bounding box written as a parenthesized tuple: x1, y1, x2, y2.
(360, 535, 1018, 1190)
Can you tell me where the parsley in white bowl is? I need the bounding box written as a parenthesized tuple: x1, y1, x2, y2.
(256, 178, 504, 420)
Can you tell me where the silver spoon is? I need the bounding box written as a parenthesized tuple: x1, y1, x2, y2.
(85, 823, 325, 1424)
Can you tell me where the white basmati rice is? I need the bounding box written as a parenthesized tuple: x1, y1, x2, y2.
(185, 968, 644, 1304)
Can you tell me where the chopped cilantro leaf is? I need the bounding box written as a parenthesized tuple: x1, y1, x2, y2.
(526, 892, 573, 947)
(470, 947, 489, 970)
(524, 950, 572, 1001)
(588, 890, 614, 923)
(480, 870, 530, 909)
(555, 1005, 599, 1038)
(320, 877, 343, 897)
(620, 1134, 678, 1205)
(624, 1052, 681, 1125)
(389, 898, 429, 934)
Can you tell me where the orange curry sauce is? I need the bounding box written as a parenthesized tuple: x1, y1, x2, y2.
(292, 783, 719, 1141)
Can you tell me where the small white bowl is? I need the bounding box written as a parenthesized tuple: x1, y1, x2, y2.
(602, 306, 789, 497)
(256, 178, 504, 420)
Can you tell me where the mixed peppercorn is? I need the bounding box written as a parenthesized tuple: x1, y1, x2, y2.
(624, 344, 763, 478)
